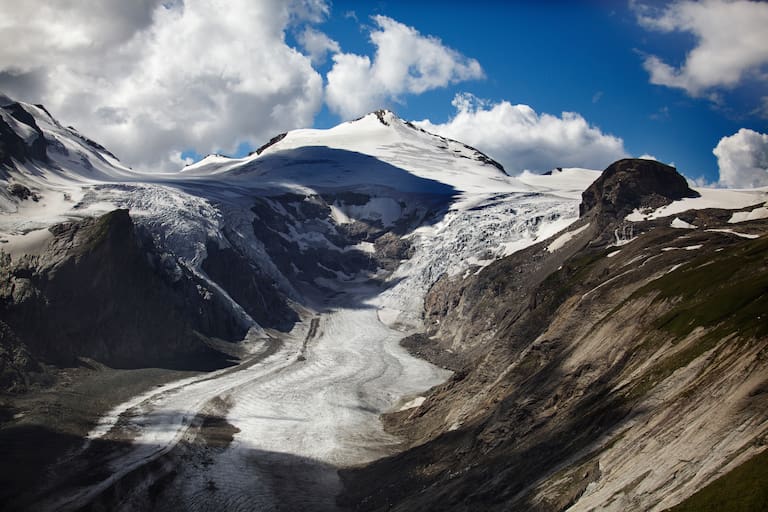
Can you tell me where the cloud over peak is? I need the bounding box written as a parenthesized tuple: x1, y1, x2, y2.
(0, 0, 326, 171)
(325, 16, 484, 119)
(415, 93, 627, 174)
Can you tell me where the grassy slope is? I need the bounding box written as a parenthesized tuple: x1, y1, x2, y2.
(666, 448, 768, 512)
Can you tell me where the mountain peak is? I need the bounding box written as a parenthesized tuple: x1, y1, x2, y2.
(346, 109, 404, 130)
(580, 158, 699, 221)
(0, 91, 14, 107)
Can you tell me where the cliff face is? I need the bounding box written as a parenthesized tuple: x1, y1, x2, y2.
(341, 160, 768, 511)
(0, 209, 247, 374)
(0, 101, 49, 166)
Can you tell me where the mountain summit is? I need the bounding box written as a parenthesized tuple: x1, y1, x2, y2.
(181, 109, 517, 197)
(580, 158, 699, 221)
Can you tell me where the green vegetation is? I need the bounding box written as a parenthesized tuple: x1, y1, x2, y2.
(643, 235, 768, 342)
(540, 248, 610, 305)
(625, 236, 768, 399)
(665, 448, 768, 512)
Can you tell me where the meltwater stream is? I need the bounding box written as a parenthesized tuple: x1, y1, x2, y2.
(43, 283, 449, 511)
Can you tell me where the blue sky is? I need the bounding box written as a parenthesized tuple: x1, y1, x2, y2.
(293, 1, 767, 184)
(1, 0, 766, 186)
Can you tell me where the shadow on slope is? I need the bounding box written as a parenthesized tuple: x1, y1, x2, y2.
(155, 147, 460, 309)
(1, 420, 342, 512)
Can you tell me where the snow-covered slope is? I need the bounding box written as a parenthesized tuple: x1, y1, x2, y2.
(0, 97, 133, 186)
(625, 186, 768, 222)
(180, 109, 523, 196)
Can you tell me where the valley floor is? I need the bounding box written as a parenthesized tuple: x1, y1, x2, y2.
(3, 282, 449, 511)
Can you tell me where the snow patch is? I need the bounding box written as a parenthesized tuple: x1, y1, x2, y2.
(661, 244, 701, 252)
(613, 224, 637, 247)
(547, 223, 590, 253)
(518, 168, 601, 200)
(705, 228, 760, 239)
(398, 396, 426, 411)
(336, 196, 403, 227)
(0, 227, 54, 259)
(728, 204, 768, 223)
(671, 217, 696, 229)
(626, 188, 768, 222)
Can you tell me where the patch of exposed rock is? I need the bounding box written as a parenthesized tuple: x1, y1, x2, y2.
(0, 320, 41, 393)
(0, 102, 48, 167)
(0, 209, 242, 371)
(580, 158, 698, 223)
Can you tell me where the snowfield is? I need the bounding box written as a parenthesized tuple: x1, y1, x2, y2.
(624, 186, 768, 222)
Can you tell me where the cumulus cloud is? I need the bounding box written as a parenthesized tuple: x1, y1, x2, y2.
(634, 0, 768, 96)
(325, 16, 484, 119)
(414, 93, 627, 174)
(713, 128, 768, 188)
(0, 0, 327, 171)
(297, 27, 340, 64)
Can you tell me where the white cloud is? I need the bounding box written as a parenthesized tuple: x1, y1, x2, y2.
(713, 128, 768, 188)
(325, 15, 484, 119)
(415, 93, 627, 174)
(635, 0, 768, 96)
(0, 0, 326, 171)
(297, 27, 340, 64)
(752, 96, 768, 119)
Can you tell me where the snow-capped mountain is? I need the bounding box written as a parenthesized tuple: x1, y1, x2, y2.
(180, 109, 519, 196)
(0, 98, 596, 335)
(2, 94, 768, 512)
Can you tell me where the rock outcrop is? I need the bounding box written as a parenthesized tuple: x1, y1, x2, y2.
(0, 209, 241, 371)
(580, 158, 698, 222)
(0, 102, 48, 166)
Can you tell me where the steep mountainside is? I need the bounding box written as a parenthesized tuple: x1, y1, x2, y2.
(0, 209, 242, 375)
(340, 160, 768, 512)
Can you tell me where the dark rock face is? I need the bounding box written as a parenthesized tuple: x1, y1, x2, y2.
(249, 193, 416, 294)
(0, 320, 41, 393)
(202, 241, 298, 331)
(580, 158, 698, 221)
(6, 183, 38, 201)
(254, 132, 287, 155)
(374, 232, 413, 260)
(0, 103, 48, 166)
(0, 210, 239, 370)
(250, 196, 372, 291)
